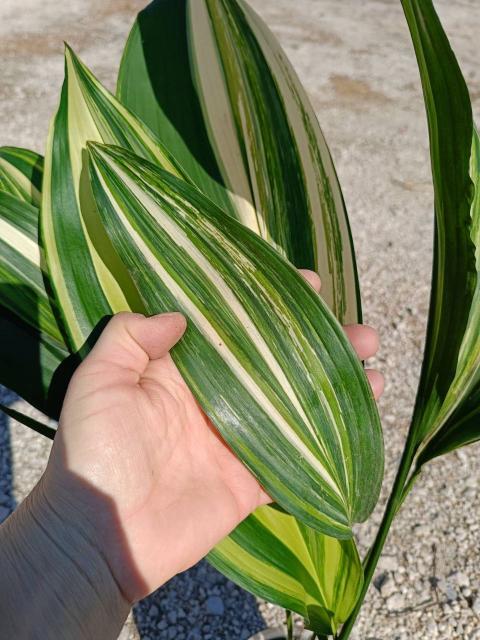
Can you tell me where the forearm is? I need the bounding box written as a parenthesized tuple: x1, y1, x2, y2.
(0, 481, 130, 640)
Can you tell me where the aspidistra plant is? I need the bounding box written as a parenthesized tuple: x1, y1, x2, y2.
(0, 0, 478, 638)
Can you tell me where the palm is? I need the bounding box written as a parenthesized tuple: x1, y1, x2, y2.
(53, 344, 266, 601)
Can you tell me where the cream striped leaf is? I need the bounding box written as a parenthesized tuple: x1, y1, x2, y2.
(42, 46, 173, 351)
(0, 146, 43, 206)
(87, 142, 383, 538)
(0, 192, 65, 345)
(0, 191, 69, 418)
(116, 0, 366, 618)
(117, 0, 361, 324)
(208, 505, 362, 635)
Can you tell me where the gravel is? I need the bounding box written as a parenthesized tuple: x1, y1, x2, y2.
(1, 0, 480, 639)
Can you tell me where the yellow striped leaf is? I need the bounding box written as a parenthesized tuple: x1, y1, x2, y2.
(208, 505, 362, 635)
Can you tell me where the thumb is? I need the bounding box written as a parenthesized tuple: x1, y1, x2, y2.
(82, 311, 187, 375)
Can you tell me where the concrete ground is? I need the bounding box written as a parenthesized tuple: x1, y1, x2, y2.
(0, 0, 479, 638)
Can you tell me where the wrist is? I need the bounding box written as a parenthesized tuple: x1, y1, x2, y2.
(0, 477, 130, 640)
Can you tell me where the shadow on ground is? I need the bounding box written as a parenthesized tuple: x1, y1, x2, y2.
(134, 560, 265, 640)
(0, 386, 16, 524)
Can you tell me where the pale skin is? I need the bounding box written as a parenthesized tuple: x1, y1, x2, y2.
(0, 270, 383, 639)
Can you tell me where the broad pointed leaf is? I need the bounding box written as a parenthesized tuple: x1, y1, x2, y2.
(0, 146, 43, 206)
(208, 505, 362, 634)
(117, 0, 361, 324)
(87, 142, 383, 538)
(42, 47, 162, 351)
(400, 0, 478, 466)
(42, 45, 239, 352)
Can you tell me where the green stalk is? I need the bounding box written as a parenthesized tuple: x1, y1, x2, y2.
(286, 609, 294, 640)
(335, 433, 418, 639)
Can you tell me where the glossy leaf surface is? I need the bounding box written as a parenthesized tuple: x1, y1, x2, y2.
(87, 142, 383, 539)
(117, 0, 361, 324)
(400, 0, 479, 467)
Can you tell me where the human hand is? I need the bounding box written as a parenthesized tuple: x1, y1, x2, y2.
(39, 270, 383, 605)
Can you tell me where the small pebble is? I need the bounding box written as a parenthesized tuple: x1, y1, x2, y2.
(377, 555, 398, 572)
(386, 593, 406, 611)
(206, 595, 225, 616)
(148, 604, 159, 618)
(450, 571, 470, 588)
(438, 579, 458, 602)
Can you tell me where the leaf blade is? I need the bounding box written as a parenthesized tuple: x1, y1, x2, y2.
(117, 0, 361, 324)
(401, 0, 477, 458)
(87, 142, 383, 537)
(0, 192, 66, 346)
(208, 506, 363, 635)
(0, 146, 43, 206)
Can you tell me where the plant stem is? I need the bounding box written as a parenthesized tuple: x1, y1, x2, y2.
(286, 609, 294, 640)
(336, 434, 418, 639)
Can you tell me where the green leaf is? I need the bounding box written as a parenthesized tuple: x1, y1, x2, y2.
(42, 45, 237, 352)
(117, 0, 361, 324)
(0, 306, 69, 419)
(0, 403, 56, 440)
(42, 46, 163, 351)
(87, 142, 383, 538)
(0, 191, 71, 420)
(0, 191, 66, 345)
(415, 127, 480, 466)
(208, 505, 362, 635)
(0, 146, 43, 206)
(400, 0, 478, 465)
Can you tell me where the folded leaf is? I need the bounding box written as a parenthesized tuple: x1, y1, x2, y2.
(414, 127, 480, 466)
(0, 146, 43, 206)
(87, 142, 383, 538)
(208, 505, 362, 635)
(400, 0, 478, 465)
(117, 0, 361, 324)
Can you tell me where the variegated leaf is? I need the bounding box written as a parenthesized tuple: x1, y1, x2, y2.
(414, 126, 480, 466)
(87, 142, 383, 539)
(208, 505, 362, 635)
(0, 191, 65, 345)
(0, 146, 43, 206)
(117, 0, 361, 324)
(0, 190, 70, 419)
(42, 45, 241, 352)
(400, 0, 479, 467)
